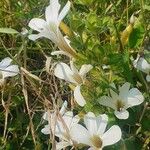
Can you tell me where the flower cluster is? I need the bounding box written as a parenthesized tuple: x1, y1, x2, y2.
(27, 0, 146, 149)
(41, 101, 121, 150)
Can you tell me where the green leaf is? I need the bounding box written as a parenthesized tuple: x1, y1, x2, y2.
(0, 28, 19, 34)
(129, 24, 145, 48)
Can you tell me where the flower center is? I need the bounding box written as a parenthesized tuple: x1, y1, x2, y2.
(72, 73, 83, 84)
(63, 132, 70, 141)
(116, 100, 125, 111)
(90, 135, 103, 149)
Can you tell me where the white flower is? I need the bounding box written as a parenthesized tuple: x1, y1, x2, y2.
(70, 112, 121, 150)
(41, 100, 68, 134)
(55, 111, 80, 150)
(41, 101, 80, 149)
(0, 57, 19, 84)
(42, 111, 80, 150)
(54, 61, 93, 106)
(28, 0, 77, 58)
(133, 55, 150, 82)
(99, 82, 144, 119)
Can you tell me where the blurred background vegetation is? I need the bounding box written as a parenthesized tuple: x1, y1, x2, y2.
(0, 0, 150, 149)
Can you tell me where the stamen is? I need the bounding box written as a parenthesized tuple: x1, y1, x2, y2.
(90, 135, 103, 149)
(116, 100, 125, 111)
(72, 73, 83, 84)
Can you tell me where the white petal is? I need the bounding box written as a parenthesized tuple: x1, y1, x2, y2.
(28, 18, 46, 32)
(28, 33, 43, 41)
(56, 141, 71, 150)
(60, 101, 68, 115)
(51, 51, 71, 57)
(42, 111, 55, 122)
(55, 120, 66, 139)
(102, 125, 121, 147)
(119, 82, 130, 101)
(114, 110, 129, 119)
(42, 112, 48, 121)
(41, 124, 51, 135)
(146, 75, 150, 82)
(88, 148, 95, 150)
(54, 62, 75, 83)
(97, 114, 108, 135)
(62, 111, 74, 129)
(70, 124, 91, 146)
(2, 65, 19, 78)
(70, 61, 79, 74)
(79, 64, 93, 78)
(55, 112, 73, 139)
(0, 57, 12, 68)
(70, 115, 80, 127)
(74, 85, 86, 106)
(99, 96, 116, 110)
(58, 1, 71, 23)
(28, 29, 57, 41)
(134, 57, 150, 74)
(45, 0, 60, 25)
(109, 83, 118, 100)
(84, 112, 97, 136)
(127, 88, 144, 108)
(62, 111, 79, 129)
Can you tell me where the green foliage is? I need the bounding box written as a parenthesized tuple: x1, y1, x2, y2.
(0, 0, 150, 149)
(0, 28, 19, 34)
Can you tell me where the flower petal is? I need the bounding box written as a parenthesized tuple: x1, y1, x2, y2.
(2, 65, 19, 78)
(98, 96, 116, 110)
(28, 18, 46, 32)
(54, 62, 75, 83)
(45, 0, 60, 25)
(109, 83, 118, 100)
(28, 33, 44, 41)
(114, 110, 129, 119)
(84, 112, 97, 136)
(133, 57, 150, 74)
(42, 112, 48, 121)
(74, 85, 86, 106)
(58, 1, 71, 23)
(97, 114, 108, 135)
(41, 124, 51, 135)
(127, 88, 144, 108)
(56, 141, 71, 150)
(119, 82, 130, 101)
(70, 61, 79, 74)
(60, 100, 68, 115)
(0, 57, 12, 68)
(146, 75, 150, 82)
(102, 125, 121, 147)
(70, 124, 91, 146)
(51, 51, 71, 57)
(62, 111, 74, 128)
(79, 64, 93, 78)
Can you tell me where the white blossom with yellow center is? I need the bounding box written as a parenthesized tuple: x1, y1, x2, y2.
(54, 61, 93, 106)
(28, 0, 77, 58)
(70, 112, 121, 150)
(41, 101, 80, 150)
(99, 82, 144, 119)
